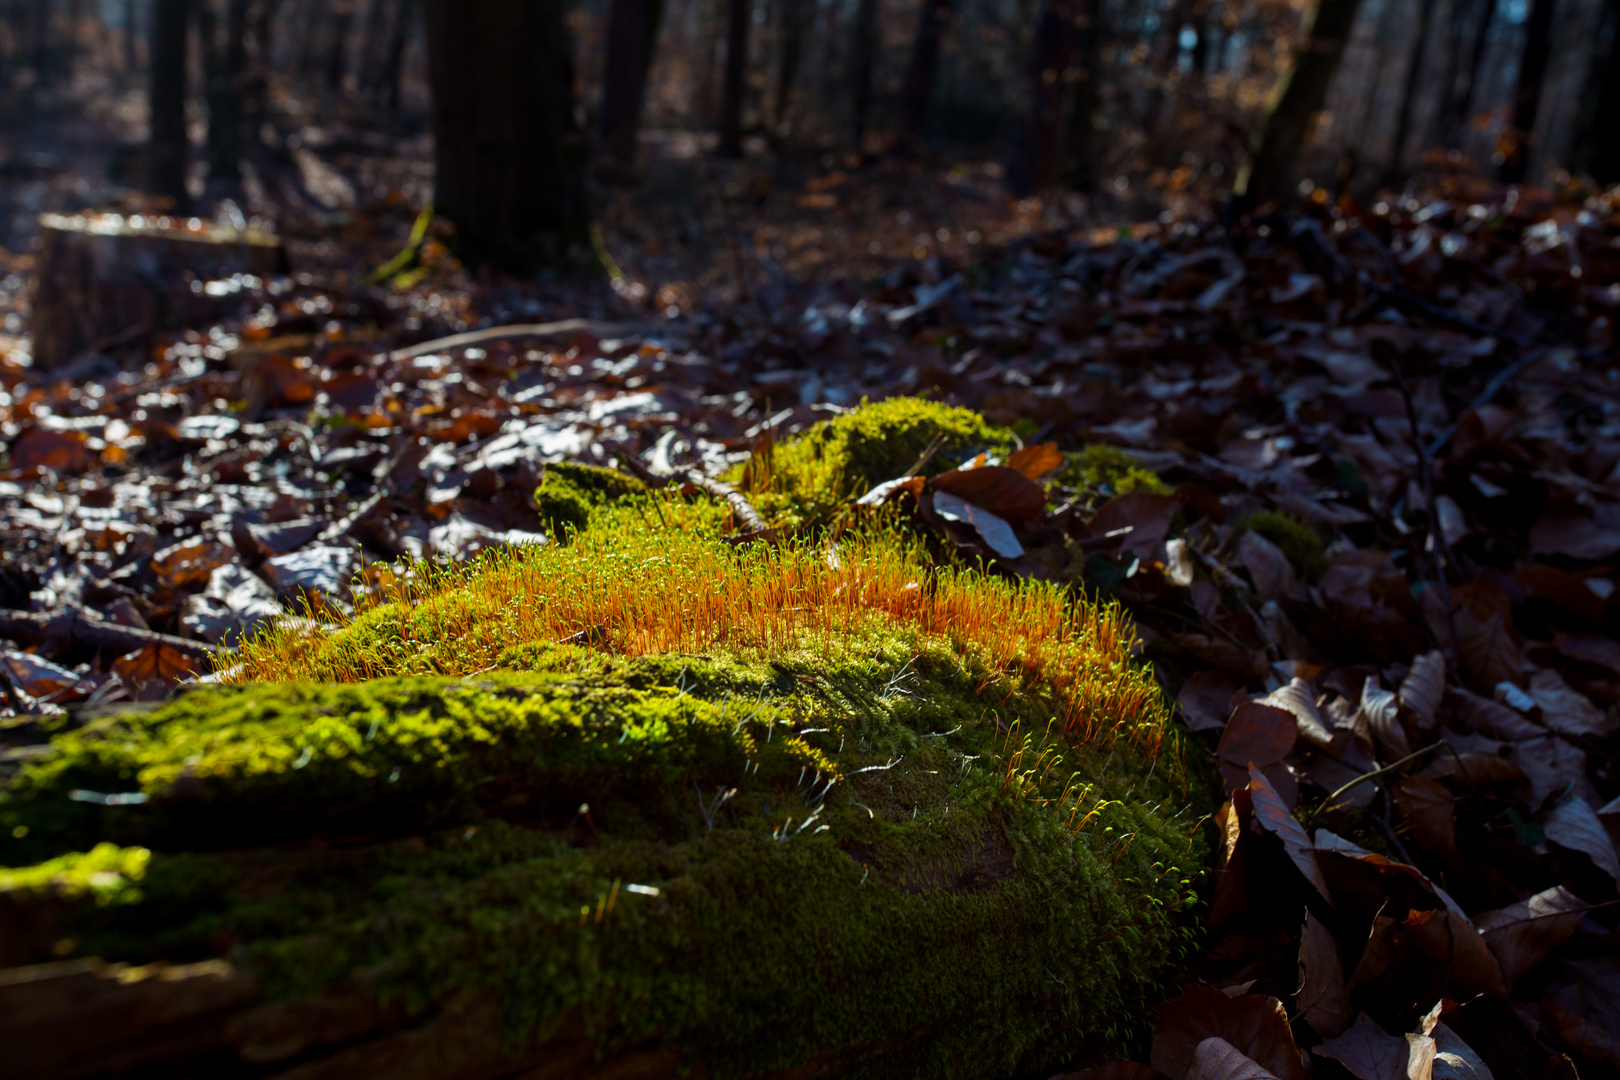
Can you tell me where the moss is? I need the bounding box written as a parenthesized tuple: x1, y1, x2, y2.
(1235, 511, 1325, 579)
(534, 462, 646, 541)
(0, 630, 1206, 1078)
(740, 397, 1016, 527)
(0, 842, 149, 905)
(1059, 445, 1172, 499)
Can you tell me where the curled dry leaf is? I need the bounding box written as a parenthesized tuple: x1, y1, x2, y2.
(1359, 677, 1412, 759)
(931, 490, 1026, 558)
(1165, 537, 1196, 587)
(1180, 670, 1238, 732)
(1391, 776, 1457, 855)
(1190, 1037, 1279, 1080)
(1542, 795, 1620, 885)
(1428, 1022, 1495, 1080)
(1149, 985, 1310, 1080)
(1249, 764, 1333, 904)
(1314, 1012, 1409, 1080)
(1298, 910, 1352, 1038)
(1262, 678, 1335, 750)
(1475, 886, 1591, 991)
(1399, 651, 1447, 734)
(1005, 442, 1064, 483)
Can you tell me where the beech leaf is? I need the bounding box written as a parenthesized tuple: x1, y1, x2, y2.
(1298, 910, 1352, 1038)
(1314, 1013, 1408, 1080)
(1475, 885, 1590, 990)
(1249, 764, 1333, 904)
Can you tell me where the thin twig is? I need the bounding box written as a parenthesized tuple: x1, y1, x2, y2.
(1385, 355, 1462, 662)
(386, 319, 673, 363)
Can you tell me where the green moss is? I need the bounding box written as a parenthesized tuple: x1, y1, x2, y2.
(1059, 445, 1172, 499)
(534, 462, 645, 540)
(0, 630, 1206, 1078)
(741, 397, 1015, 527)
(1235, 511, 1325, 579)
(0, 842, 149, 905)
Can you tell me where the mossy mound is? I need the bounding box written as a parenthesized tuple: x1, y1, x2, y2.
(1058, 445, 1172, 501)
(740, 397, 1017, 528)
(1235, 510, 1325, 579)
(0, 398, 1210, 1079)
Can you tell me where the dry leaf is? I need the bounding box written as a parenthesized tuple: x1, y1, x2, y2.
(1399, 651, 1446, 733)
(1543, 1002, 1620, 1072)
(1418, 750, 1524, 786)
(1400, 908, 1507, 1000)
(9, 427, 94, 472)
(1249, 764, 1333, 904)
(1091, 493, 1182, 561)
(1238, 530, 1298, 602)
(111, 644, 200, 687)
(931, 490, 1026, 558)
(1314, 1012, 1409, 1080)
(1180, 670, 1237, 732)
(1428, 1022, 1495, 1080)
(1460, 610, 1532, 691)
(1262, 677, 1335, 750)
(1047, 1064, 1162, 1080)
(1150, 985, 1310, 1080)
(1406, 1033, 1438, 1080)
(1553, 632, 1620, 676)
(1359, 677, 1412, 759)
(1449, 687, 1545, 741)
(1006, 441, 1063, 482)
(929, 464, 1047, 520)
(1543, 795, 1620, 884)
(1298, 911, 1352, 1038)
(1212, 794, 1251, 926)
(1391, 776, 1457, 854)
(1527, 668, 1616, 738)
(1218, 703, 1297, 772)
(1190, 1037, 1279, 1080)
(1475, 886, 1591, 991)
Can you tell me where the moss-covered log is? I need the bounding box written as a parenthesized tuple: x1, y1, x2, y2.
(0, 399, 1210, 1079)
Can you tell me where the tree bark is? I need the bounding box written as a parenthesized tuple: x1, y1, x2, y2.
(377, 0, 414, 112)
(424, 0, 590, 273)
(1443, 0, 1499, 145)
(1577, 0, 1620, 182)
(599, 0, 665, 167)
(1499, 0, 1555, 183)
(124, 0, 139, 70)
(772, 0, 802, 127)
(848, 0, 877, 150)
(1385, 0, 1438, 182)
(325, 0, 353, 89)
(1234, 0, 1362, 208)
(148, 0, 191, 206)
(1065, 0, 1101, 190)
(203, 0, 248, 183)
(897, 0, 951, 147)
(717, 0, 750, 156)
(1005, 0, 1081, 196)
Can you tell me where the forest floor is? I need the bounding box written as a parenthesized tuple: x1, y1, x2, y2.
(3, 80, 1620, 1080)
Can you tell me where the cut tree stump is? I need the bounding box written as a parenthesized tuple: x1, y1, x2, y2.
(29, 212, 288, 370)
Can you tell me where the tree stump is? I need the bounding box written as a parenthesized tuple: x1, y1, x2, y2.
(28, 212, 288, 370)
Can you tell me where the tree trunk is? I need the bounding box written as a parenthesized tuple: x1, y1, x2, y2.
(124, 0, 139, 70)
(1499, 0, 1555, 182)
(1234, 0, 1362, 208)
(1190, 0, 1210, 72)
(599, 0, 664, 167)
(148, 0, 191, 206)
(355, 0, 388, 93)
(848, 0, 877, 151)
(378, 0, 414, 112)
(243, 0, 277, 141)
(202, 0, 247, 183)
(717, 0, 749, 155)
(1065, 0, 1101, 190)
(326, 0, 352, 89)
(1443, 0, 1498, 144)
(1577, 0, 1620, 182)
(1005, 0, 1080, 196)
(1385, 0, 1438, 182)
(424, 0, 590, 273)
(897, 0, 951, 147)
(772, 0, 801, 127)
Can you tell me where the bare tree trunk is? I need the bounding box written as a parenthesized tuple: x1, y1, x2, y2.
(717, 0, 748, 156)
(148, 0, 191, 206)
(848, 0, 877, 150)
(1577, 0, 1620, 182)
(296, 0, 319, 77)
(326, 0, 352, 89)
(1234, 0, 1362, 208)
(772, 0, 801, 126)
(203, 0, 247, 184)
(1191, 0, 1210, 72)
(377, 0, 414, 112)
(355, 0, 386, 93)
(599, 0, 664, 167)
(242, 0, 275, 146)
(897, 0, 951, 147)
(1385, 0, 1438, 183)
(1499, 0, 1555, 182)
(425, 0, 590, 272)
(1006, 0, 1081, 196)
(1065, 0, 1101, 190)
(1444, 0, 1498, 144)
(125, 0, 139, 70)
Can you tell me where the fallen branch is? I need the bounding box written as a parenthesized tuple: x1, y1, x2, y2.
(681, 471, 769, 534)
(387, 319, 676, 363)
(0, 609, 215, 661)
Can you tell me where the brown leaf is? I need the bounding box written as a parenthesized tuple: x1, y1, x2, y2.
(1314, 1012, 1409, 1080)
(1150, 985, 1310, 1080)
(1529, 506, 1620, 561)
(1512, 736, 1597, 812)
(1190, 1037, 1279, 1080)
(152, 540, 236, 592)
(1475, 886, 1591, 991)
(1516, 565, 1607, 627)
(1449, 687, 1545, 741)
(1427, 1022, 1494, 1080)
(1046, 1064, 1163, 1080)
(111, 644, 200, 688)
(1460, 610, 1532, 690)
(1212, 794, 1251, 926)
(1179, 670, 1238, 732)
(1262, 678, 1335, 750)
(1006, 441, 1063, 482)
(1543, 795, 1620, 884)
(1249, 764, 1333, 904)
(1348, 906, 1402, 992)
(1174, 633, 1269, 684)
(1359, 677, 1412, 759)
(10, 427, 93, 472)
(1218, 703, 1297, 770)
(1554, 632, 1620, 677)
(1419, 750, 1524, 787)
(1298, 911, 1352, 1038)
(1238, 530, 1298, 602)
(244, 354, 318, 410)
(1391, 776, 1456, 855)
(1544, 1002, 1620, 1072)
(1400, 907, 1507, 1000)
(1527, 668, 1616, 738)
(929, 464, 1047, 519)
(1091, 493, 1182, 561)
(1399, 651, 1447, 734)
